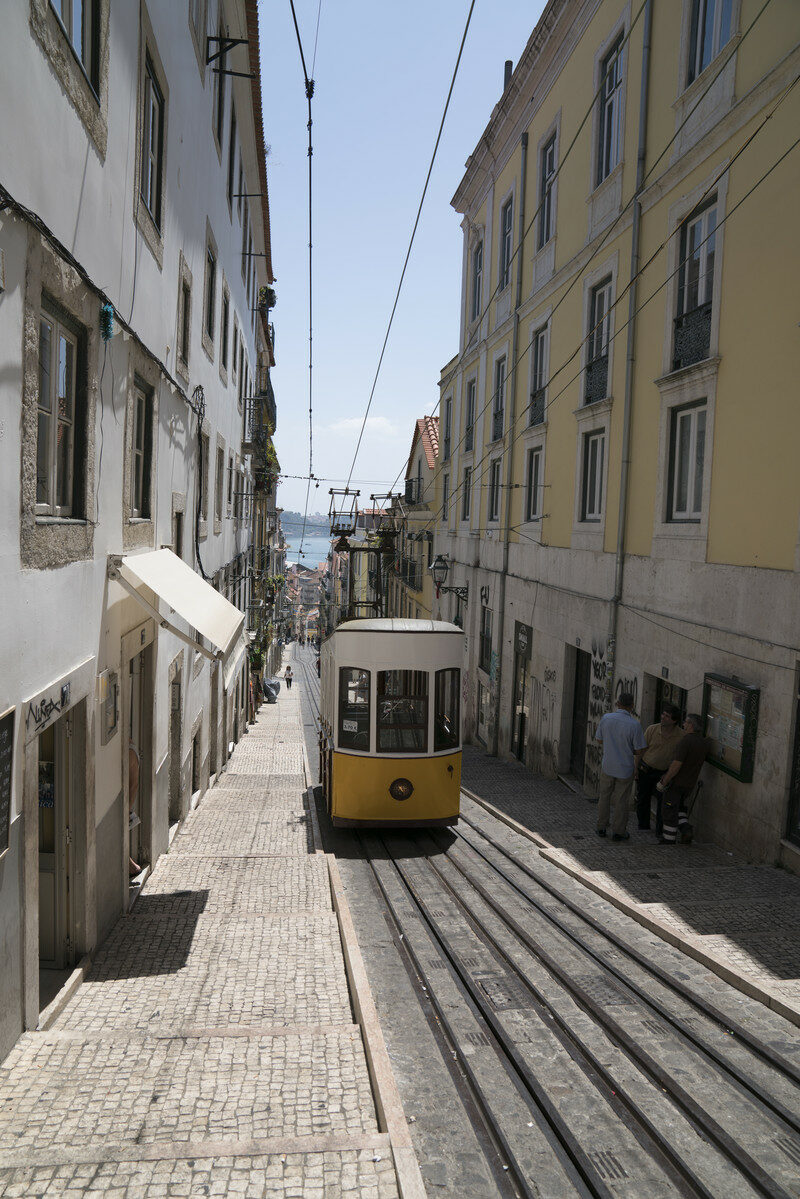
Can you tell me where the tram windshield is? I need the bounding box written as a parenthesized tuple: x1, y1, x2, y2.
(434, 669, 460, 751)
(339, 668, 370, 750)
(377, 670, 428, 753)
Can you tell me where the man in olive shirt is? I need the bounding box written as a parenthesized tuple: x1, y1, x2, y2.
(633, 703, 683, 832)
(656, 713, 710, 844)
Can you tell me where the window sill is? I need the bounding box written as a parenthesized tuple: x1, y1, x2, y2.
(672, 39, 738, 160)
(574, 396, 612, 423)
(587, 163, 623, 239)
(135, 199, 164, 270)
(655, 356, 719, 393)
(35, 516, 87, 526)
(524, 418, 548, 437)
(202, 331, 215, 363)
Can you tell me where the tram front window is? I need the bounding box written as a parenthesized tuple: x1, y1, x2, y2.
(377, 670, 428, 753)
(435, 668, 460, 751)
(339, 668, 370, 750)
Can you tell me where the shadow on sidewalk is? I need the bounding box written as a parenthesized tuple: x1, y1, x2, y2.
(462, 746, 800, 986)
(85, 890, 210, 980)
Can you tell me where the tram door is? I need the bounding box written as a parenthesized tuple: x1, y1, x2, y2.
(38, 714, 72, 969)
(570, 648, 592, 780)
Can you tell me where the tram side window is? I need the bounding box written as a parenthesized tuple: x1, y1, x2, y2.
(339, 668, 370, 749)
(434, 669, 460, 751)
(377, 670, 428, 753)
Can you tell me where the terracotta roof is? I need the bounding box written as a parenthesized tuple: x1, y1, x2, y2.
(408, 415, 439, 474)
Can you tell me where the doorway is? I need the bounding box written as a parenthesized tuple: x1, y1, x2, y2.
(127, 648, 153, 879)
(38, 713, 73, 980)
(512, 623, 532, 762)
(570, 648, 592, 779)
(654, 678, 687, 724)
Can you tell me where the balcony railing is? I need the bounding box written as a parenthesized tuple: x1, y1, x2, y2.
(584, 355, 608, 404)
(491, 408, 504, 441)
(404, 477, 421, 505)
(529, 388, 545, 426)
(672, 301, 712, 372)
(442, 435, 451, 461)
(464, 424, 474, 453)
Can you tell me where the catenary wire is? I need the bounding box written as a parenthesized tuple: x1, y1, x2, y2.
(380, 0, 776, 509)
(402, 68, 799, 546)
(344, 0, 478, 490)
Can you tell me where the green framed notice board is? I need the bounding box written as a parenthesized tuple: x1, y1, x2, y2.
(701, 674, 759, 783)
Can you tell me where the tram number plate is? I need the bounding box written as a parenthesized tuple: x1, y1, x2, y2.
(474, 972, 534, 1012)
(342, 719, 359, 733)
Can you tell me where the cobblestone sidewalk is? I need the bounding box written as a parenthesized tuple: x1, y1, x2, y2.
(0, 670, 399, 1198)
(461, 746, 800, 1022)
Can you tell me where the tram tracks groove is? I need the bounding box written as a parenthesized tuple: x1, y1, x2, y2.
(359, 826, 800, 1198)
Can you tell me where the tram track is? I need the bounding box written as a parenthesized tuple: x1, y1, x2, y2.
(361, 825, 800, 1198)
(296, 649, 800, 1196)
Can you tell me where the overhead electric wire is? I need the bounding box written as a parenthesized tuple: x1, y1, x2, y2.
(288, 0, 316, 561)
(381, 0, 775, 511)
(386, 0, 782, 529)
(344, 0, 478, 490)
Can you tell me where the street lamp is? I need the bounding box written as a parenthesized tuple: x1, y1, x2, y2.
(429, 554, 468, 602)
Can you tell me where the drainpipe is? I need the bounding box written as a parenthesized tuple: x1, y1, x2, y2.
(606, 0, 652, 708)
(492, 130, 528, 756)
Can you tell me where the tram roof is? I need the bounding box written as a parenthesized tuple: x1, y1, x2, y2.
(332, 618, 462, 635)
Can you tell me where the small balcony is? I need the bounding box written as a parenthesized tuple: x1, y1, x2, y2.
(672, 301, 711, 372)
(584, 355, 608, 404)
(529, 388, 545, 426)
(464, 424, 474, 453)
(491, 408, 504, 442)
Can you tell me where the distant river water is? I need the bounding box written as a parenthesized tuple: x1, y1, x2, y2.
(283, 532, 332, 568)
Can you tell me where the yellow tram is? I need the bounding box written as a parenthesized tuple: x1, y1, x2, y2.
(319, 618, 464, 826)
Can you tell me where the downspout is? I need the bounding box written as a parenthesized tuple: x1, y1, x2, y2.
(606, 0, 652, 707)
(492, 129, 528, 756)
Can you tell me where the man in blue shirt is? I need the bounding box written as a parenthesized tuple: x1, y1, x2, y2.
(595, 692, 647, 841)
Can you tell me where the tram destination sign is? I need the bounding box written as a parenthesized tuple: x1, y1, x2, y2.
(0, 706, 14, 857)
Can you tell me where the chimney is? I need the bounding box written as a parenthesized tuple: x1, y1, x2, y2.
(504, 59, 513, 90)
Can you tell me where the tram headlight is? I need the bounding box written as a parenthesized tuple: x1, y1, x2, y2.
(389, 777, 414, 802)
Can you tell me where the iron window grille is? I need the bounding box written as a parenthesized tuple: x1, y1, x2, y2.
(673, 198, 716, 371)
(585, 277, 612, 403)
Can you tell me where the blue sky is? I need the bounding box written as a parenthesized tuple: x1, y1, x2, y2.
(259, 0, 546, 515)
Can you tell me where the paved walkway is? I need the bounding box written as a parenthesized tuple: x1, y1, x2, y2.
(461, 746, 800, 1026)
(0, 670, 405, 1197)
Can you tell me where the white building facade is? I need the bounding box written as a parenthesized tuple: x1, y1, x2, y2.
(0, 0, 275, 1059)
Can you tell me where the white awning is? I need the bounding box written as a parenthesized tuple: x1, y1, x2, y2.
(109, 550, 244, 660)
(223, 629, 249, 691)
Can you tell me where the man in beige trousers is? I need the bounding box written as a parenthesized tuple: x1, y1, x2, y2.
(594, 692, 647, 842)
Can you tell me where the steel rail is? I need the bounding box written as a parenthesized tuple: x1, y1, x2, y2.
(457, 813, 800, 1091)
(420, 832, 796, 1199)
(359, 833, 594, 1199)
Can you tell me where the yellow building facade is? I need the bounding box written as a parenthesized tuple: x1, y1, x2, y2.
(389, 416, 439, 620)
(433, 0, 800, 864)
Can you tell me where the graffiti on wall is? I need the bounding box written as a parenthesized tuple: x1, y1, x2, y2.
(530, 674, 559, 775)
(615, 674, 639, 711)
(584, 638, 606, 793)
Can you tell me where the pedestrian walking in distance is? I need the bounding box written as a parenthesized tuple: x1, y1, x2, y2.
(595, 693, 647, 841)
(633, 703, 683, 832)
(656, 713, 710, 844)
(284, 665, 293, 690)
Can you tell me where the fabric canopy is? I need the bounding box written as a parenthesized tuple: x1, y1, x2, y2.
(116, 549, 244, 659)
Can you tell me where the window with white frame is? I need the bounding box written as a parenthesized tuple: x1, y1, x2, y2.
(131, 383, 153, 519)
(51, 0, 100, 88)
(488, 458, 502, 522)
(37, 310, 80, 516)
(461, 466, 471, 521)
(499, 198, 513, 290)
(538, 134, 557, 249)
(687, 0, 733, 85)
(581, 430, 605, 522)
(221, 288, 230, 370)
(227, 105, 237, 209)
(673, 197, 716, 371)
(596, 35, 624, 187)
(530, 324, 548, 425)
(212, 19, 226, 146)
(668, 401, 706, 521)
(525, 447, 543, 521)
(442, 473, 450, 521)
(215, 445, 224, 522)
(586, 277, 612, 403)
(470, 240, 483, 322)
(464, 378, 476, 451)
(492, 357, 506, 441)
(140, 54, 165, 229)
(204, 242, 217, 344)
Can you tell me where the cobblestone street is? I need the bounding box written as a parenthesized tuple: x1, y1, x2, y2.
(461, 747, 800, 1023)
(0, 676, 405, 1198)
